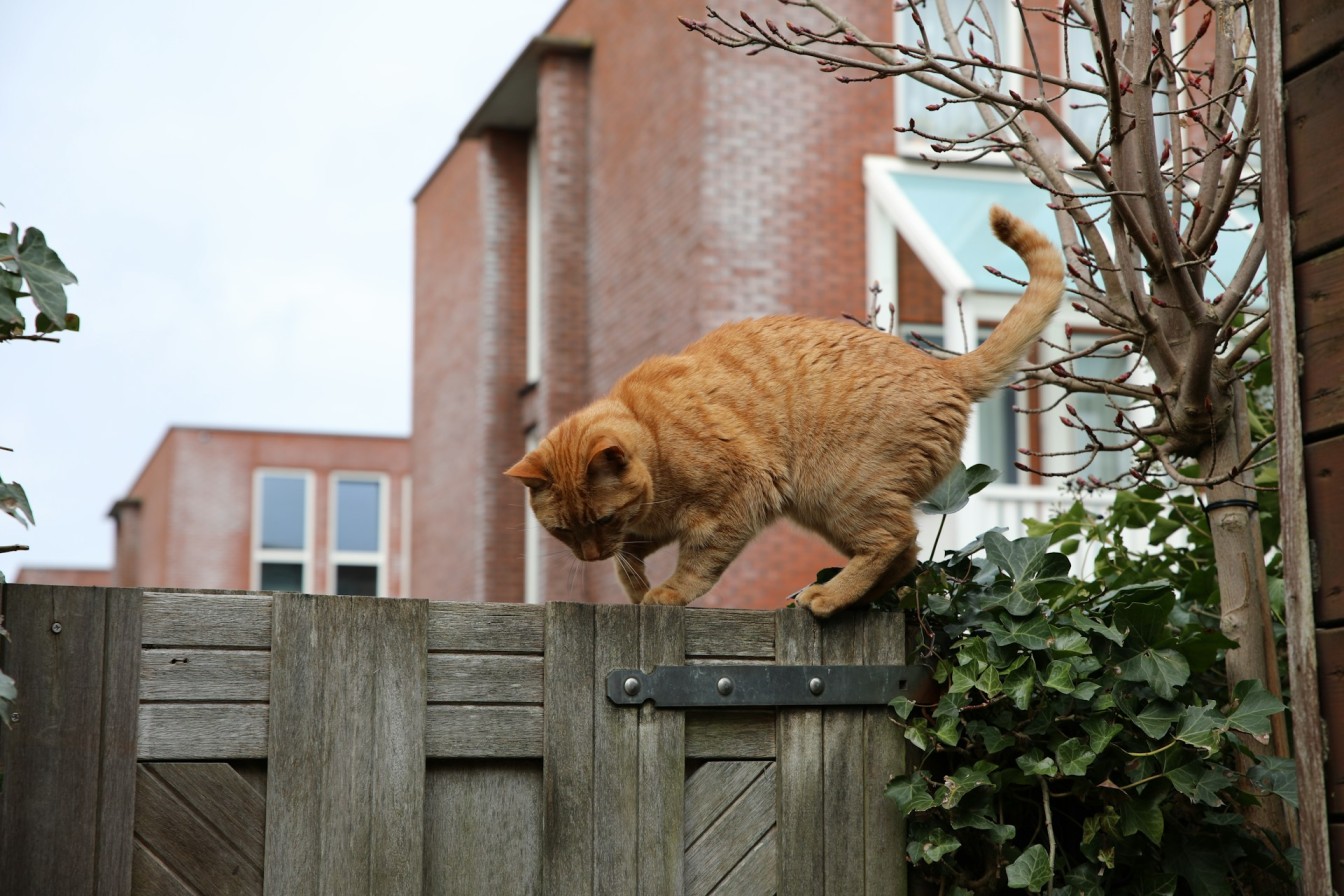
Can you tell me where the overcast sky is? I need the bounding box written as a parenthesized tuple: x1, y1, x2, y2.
(1, 0, 562, 579)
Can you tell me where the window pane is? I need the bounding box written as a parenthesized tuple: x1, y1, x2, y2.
(900, 0, 1010, 140)
(336, 564, 378, 596)
(261, 562, 304, 592)
(976, 387, 1021, 485)
(261, 475, 306, 550)
(336, 479, 381, 552)
(1072, 348, 1133, 483)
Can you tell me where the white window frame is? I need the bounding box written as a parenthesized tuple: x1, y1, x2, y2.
(895, 0, 1022, 161)
(525, 132, 543, 385)
(328, 471, 390, 597)
(523, 430, 543, 605)
(252, 468, 315, 593)
(400, 475, 412, 598)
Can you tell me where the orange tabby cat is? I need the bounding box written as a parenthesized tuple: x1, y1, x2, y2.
(506, 206, 1063, 617)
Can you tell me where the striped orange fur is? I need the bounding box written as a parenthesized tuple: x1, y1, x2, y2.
(506, 206, 1064, 617)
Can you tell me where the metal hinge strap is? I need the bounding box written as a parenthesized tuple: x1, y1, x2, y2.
(606, 664, 929, 708)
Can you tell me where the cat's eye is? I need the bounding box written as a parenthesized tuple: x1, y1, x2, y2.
(595, 514, 616, 527)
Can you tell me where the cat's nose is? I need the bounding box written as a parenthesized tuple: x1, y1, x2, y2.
(581, 541, 602, 561)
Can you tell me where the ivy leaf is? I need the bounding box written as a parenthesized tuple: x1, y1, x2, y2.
(1006, 843, 1053, 892)
(0, 669, 15, 706)
(889, 695, 916, 720)
(1118, 787, 1165, 845)
(1005, 668, 1035, 710)
(984, 530, 1051, 581)
(1175, 702, 1229, 755)
(1056, 737, 1098, 776)
(1175, 629, 1241, 675)
(907, 824, 961, 864)
(886, 772, 937, 813)
(1247, 756, 1299, 808)
(1113, 589, 1175, 647)
(14, 226, 77, 323)
(1016, 750, 1057, 777)
(0, 480, 35, 527)
(1225, 679, 1285, 738)
(918, 462, 1000, 515)
(0, 269, 24, 325)
(1081, 718, 1124, 753)
(938, 761, 996, 809)
(1043, 660, 1076, 693)
(1130, 700, 1182, 739)
(1068, 608, 1125, 645)
(1117, 648, 1190, 700)
(967, 719, 1015, 753)
(1050, 627, 1092, 656)
(1167, 762, 1231, 807)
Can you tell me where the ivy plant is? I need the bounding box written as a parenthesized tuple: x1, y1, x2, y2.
(819, 463, 1297, 894)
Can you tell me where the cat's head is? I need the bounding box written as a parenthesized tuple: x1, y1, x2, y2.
(504, 431, 653, 563)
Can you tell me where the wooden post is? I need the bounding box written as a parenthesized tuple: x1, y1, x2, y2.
(0, 585, 141, 896)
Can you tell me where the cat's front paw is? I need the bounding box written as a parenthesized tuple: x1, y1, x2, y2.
(795, 584, 846, 618)
(642, 585, 691, 607)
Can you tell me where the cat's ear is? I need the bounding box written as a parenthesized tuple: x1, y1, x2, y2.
(504, 456, 551, 490)
(587, 437, 628, 477)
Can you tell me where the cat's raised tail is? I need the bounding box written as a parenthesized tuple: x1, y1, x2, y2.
(948, 205, 1065, 401)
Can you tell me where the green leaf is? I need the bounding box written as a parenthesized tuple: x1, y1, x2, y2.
(1005, 668, 1035, 710)
(1067, 609, 1125, 645)
(1016, 750, 1057, 777)
(0, 269, 24, 325)
(1175, 629, 1241, 675)
(967, 719, 1015, 753)
(1225, 679, 1285, 738)
(0, 480, 35, 527)
(907, 824, 961, 864)
(1174, 702, 1229, 755)
(1112, 588, 1175, 647)
(0, 669, 15, 706)
(886, 773, 937, 813)
(917, 462, 1000, 515)
(1117, 648, 1190, 700)
(15, 226, 77, 323)
(1056, 737, 1097, 776)
(1118, 787, 1165, 845)
(1167, 762, 1231, 806)
(938, 761, 996, 809)
(1247, 755, 1299, 808)
(1131, 700, 1182, 739)
(984, 530, 1052, 581)
(889, 695, 916, 720)
(1043, 660, 1076, 693)
(1081, 718, 1124, 753)
(1006, 843, 1052, 892)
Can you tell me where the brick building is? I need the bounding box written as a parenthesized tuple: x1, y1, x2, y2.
(18, 427, 411, 596)
(412, 0, 897, 609)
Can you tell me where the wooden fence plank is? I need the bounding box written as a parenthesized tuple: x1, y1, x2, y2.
(684, 760, 772, 844)
(863, 612, 907, 896)
(425, 705, 543, 757)
(1295, 248, 1344, 437)
(685, 609, 775, 658)
(711, 826, 778, 896)
(639, 605, 686, 896)
(685, 763, 777, 896)
(147, 762, 266, 866)
(822, 615, 867, 896)
(0, 585, 140, 896)
(98, 588, 143, 896)
(543, 601, 595, 895)
(1306, 434, 1344, 623)
(264, 594, 426, 896)
(428, 601, 543, 652)
(140, 648, 271, 701)
(131, 842, 195, 896)
(427, 653, 543, 703)
(135, 765, 262, 896)
(776, 609, 825, 896)
(685, 712, 776, 759)
(1286, 52, 1344, 262)
(138, 704, 269, 760)
(593, 605, 640, 895)
(140, 592, 272, 647)
(423, 761, 543, 895)
(1283, 0, 1344, 74)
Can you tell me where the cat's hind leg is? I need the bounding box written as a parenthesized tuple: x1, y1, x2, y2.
(795, 511, 919, 618)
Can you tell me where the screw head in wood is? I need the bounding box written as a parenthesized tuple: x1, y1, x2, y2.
(717, 677, 734, 696)
(623, 677, 641, 696)
(809, 677, 825, 696)
(50, 622, 62, 634)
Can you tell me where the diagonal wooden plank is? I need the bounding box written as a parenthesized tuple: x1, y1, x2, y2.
(593, 605, 640, 895)
(863, 612, 907, 896)
(543, 601, 595, 896)
(148, 762, 266, 869)
(685, 763, 777, 896)
(264, 593, 426, 896)
(131, 841, 194, 896)
(710, 826, 779, 896)
(684, 760, 771, 845)
(776, 609, 823, 896)
(821, 614, 866, 896)
(135, 765, 262, 896)
(639, 605, 686, 896)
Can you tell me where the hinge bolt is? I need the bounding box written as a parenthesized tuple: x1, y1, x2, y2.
(809, 677, 825, 696)
(50, 622, 62, 634)
(717, 677, 734, 696)
(623, 677, 641, 696)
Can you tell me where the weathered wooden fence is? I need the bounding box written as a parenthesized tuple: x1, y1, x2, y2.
(0, 584, 912, 895)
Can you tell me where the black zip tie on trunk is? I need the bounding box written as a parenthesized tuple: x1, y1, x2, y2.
(1202, 498, 1260, 514)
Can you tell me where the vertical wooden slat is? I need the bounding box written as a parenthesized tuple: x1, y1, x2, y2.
(543, 601, 595, 895)
(776, 609, 824, 896)
(593, 605, 640, 895)
(638, 605, 686, 896)
(863, 613, 907, 896)
(264, 593, 426, 896)
(821, 615, 866, 896)
(0, 584, 138, 896)
(422, 761, 542, 894)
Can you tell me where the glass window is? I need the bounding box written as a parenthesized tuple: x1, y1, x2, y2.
(1062, 11, 1174, 159)
(336, 564, 378, 596)
(260, 562, 304, 593)
(261, 475, 306, 549)
(1070, 343, 1134, 483)
(336, 479, 381, 553)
